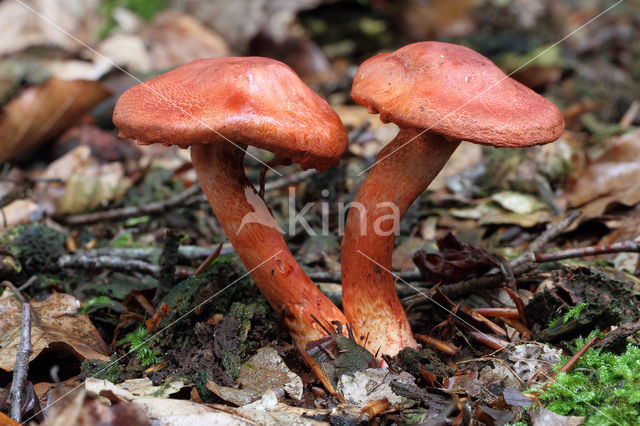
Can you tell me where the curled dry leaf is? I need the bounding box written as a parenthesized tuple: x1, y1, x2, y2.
(0, 292, 110, 372)
(0, 78, 111, 162)
(414, 233, 507, 285)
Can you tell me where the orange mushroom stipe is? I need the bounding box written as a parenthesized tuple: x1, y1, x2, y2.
(113, 57, 349, 348)
(342, 41, 565, 356)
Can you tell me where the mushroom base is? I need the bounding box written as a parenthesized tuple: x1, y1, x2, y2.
(341, 129, 460, 355)
(191, 143, 347, 349)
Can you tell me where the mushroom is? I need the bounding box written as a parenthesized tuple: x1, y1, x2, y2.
(113, 57, 349, 348)
(341, 42, 564, 356)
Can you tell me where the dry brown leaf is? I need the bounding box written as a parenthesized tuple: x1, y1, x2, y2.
(0, 78, 111, 162)
(30, 145, 131, 216)
(569, 129, 640, 207)
(0, 292, 110, 372)
(144, 11, 230, 69)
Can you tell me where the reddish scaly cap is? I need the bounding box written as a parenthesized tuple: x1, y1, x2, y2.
(113, 57, 348, 171)
(351, 42, 564, 147)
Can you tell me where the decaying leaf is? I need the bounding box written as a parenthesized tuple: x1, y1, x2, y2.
(0, 78, 111, 162)
(0, 292, 110, 372)
(206, 346, 303, 406)
(337, 368, 415, 406)
(307, 333, 374, 388)
(414, 233, 507, 285)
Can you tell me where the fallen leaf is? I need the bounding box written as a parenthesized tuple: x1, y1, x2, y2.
(0, 292, 110, 372)
(144, 11, 230, 69)
(337, 368, 415, 406)
(96, 33, 152, 73)
(414, 233, 507, 285)
(32, 145, 132, 215)
(57, 162, 131, 214)
(491, 191, 547, 215)
(0, 78, 111, 162)
(392, 237, 435, 270)
(206, 346, 303, 406)
(569, 129, 640, 207)
(86, 378, 326, 425)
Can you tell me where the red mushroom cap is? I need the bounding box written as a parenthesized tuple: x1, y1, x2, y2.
(351, 42, 564, 147)
(113, 57, 347, 171)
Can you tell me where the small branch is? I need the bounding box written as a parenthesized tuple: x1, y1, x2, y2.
(72, 244, 234, 262)
(535, 241, 640, 263)
(1, 280, 26, 303)
(307, 269, 422, 284)
(263, 168, 317, 192)
(63, 169, 317, 226)
(59, 254, 160, 276)
(63, 184, 203, 225)
(10, 303, 32, 422)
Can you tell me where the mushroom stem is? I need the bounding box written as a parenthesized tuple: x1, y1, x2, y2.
(191, 143, 347, 348)
(341, 129, 460, 355)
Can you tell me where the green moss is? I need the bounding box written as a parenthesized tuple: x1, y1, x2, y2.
(538, 342, 640, 425)
(118, 326, 163, 368)
(548, 303, 587, 328)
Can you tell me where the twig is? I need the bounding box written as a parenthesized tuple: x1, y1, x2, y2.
(59, 254, 160, 276)
(194, 243, 224, 275)
(153, 229, 183, 305)
(10, 303, 32, 422)
(71, 244, 234, 262)
(513, 210, 582, 266)
(1, 280, 26, 303)
(594, 317, 640, 349)
(64, 169, 318, 226)
(619, 100, 639, 128)
(556, 332, 600, 376)
(307, 269, 422, 284)
(63, 184, 203, 225)
(262, 169, 317, 193)
(535, 241, 640, 262)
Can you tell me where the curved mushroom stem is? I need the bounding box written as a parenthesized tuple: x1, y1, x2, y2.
(191, 143, 347, 348)
(341, 129, 460, 355)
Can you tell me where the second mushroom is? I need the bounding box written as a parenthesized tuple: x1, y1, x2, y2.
(341, 42, 565, 356)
